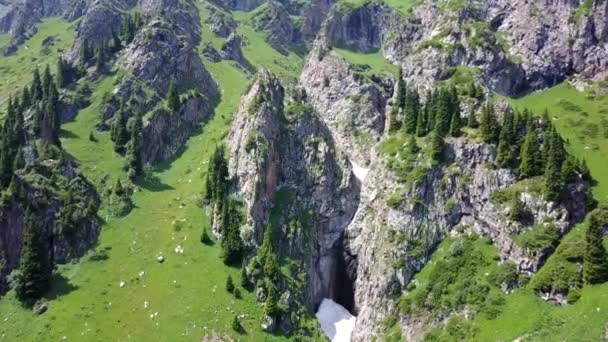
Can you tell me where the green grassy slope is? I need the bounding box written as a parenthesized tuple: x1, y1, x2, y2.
(0, 18, 76, 111)
(0, 3, 307, 340)
(508, 83, 608, 204)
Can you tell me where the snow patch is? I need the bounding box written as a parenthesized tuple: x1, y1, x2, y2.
(350, 160, 369, 182)
(316, 298, 356, 342)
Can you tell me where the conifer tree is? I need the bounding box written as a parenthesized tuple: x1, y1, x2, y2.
(519, 128, 542, 178)
(416, 103, 428, 137)
(387, 107, 399, 134)
(220, 198, 244, 265)
(264, 283, 280, 316)
(31, 68, 43, 102)
(20, 86, 31, 112)
(15, 209, 52, 302)
(495, 112, 514, 168)
(56, 58, 66, 88)
(407, 134, 419, 155)
(430, 130, 444, 163)
(126, 113, 143, 179)
(42, 65, 52, 98)
(560, 156, 577, 185)
(404, 88, 420, 134)
(240, 263, 250, 288)
(167, 80, 180, 112)
(583, 210, 608, 284)
(448, 110, 461, 137)
(467, 112, 478, 128)
(111, 102, 129, 154)
(434, 90, 451, 137)
(226, 275, 235, 293)
(544, 151, 562, 202)
(479, 102, 498, 142)
(232, 315, 243, 333)
(508, 192, 526, 222)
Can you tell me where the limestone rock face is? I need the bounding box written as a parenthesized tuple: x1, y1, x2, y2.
(227, 70, 359, 313)
(205, 8, 236, 37)
(299, 43, 391, 165)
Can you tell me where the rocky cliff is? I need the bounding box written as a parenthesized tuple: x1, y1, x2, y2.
(227, 70, 361, 330)
(0, 148, 101, 294)
(316, 0, 608, 96)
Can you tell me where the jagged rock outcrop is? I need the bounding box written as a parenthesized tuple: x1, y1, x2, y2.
(0, 150, 101, 294)
(203, 43, 222, 62)
(301, 0, 335, 42)
(103, 0, 218, 164)
(65, 0, 136, 63)
(220, 33, 246, 63)
(252, 1, 295, 54)
(316, 0, 608, 96)
(227, 70, 360, 327)
(299, 43, 392, 165)
(205, 7, 236, 37)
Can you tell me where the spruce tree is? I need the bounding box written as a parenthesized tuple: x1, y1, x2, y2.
(544, 152, 562, 202)
(407, 134, 419, 155)
(232, 315, 243, 333)
(240, 263, 250, 288)
(42, 65, 52, 98)
(430, 130, 444, 163)
(226, 275, 235, 293)
(31, 68, 43, 102)
(387, 107, 399, 134)
(434, 90, 451, 137)
(15, 209, 52, 302)
(220, 198, 244, 265)
(56, 58, 66, 88)
(404, 88, 420, 134)
(448, 110, 461, 137)
(479, 102, 498, 142)
(126, 113, 143, 179)
(508, 192, 526, 222)
(264, 283, 280, 316)
(167, 81, 180, 112)
(467, 112, 478, 128)
(416, 103, 428, 137)
(583, 210, 608, 284)
(20, 86, 31, 112)
(495, 112, 514, 168)
(519, 128, 542, 178)
(111, 102, 129, 154)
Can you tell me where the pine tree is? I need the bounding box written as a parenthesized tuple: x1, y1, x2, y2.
(126, 113, 143, 179)
(519, 128, 542, 178)
(111, 102, 129, 154)
(263, 252, 280, 282)
(240, 263, 250, 288)
(264, 283, 280, 316)
(495, 112, 514, 168)
(508, 193, 526, 222)
(20, 86, 31, 112)
(42, 65, 52, 98)
(226, 275, 235, 293)
(232, 315, 243, 333)
(583, 210, 608, 284)
(430, 130, 444, 163)
(479, 102, 498, 142)
(56, 58, 66, 88)
(561, 156, 577, 185)
(31, 68, 43, 102)
(448, 110, 461, 137)
(415, 102, 428, 137)
(434, 90, 451, 137)
(544, 152, 562, 202)
(167, 81, 180, 112)
(220, 198, 244, 265)
(404, 88, 420, 134)
(467, 112, 478, 128)
(407, 134, 419, 155)
(387, 107, 399, 134)
(15, 209, 52, 302)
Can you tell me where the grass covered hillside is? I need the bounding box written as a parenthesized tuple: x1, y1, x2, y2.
(0, 3, 314, 340)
